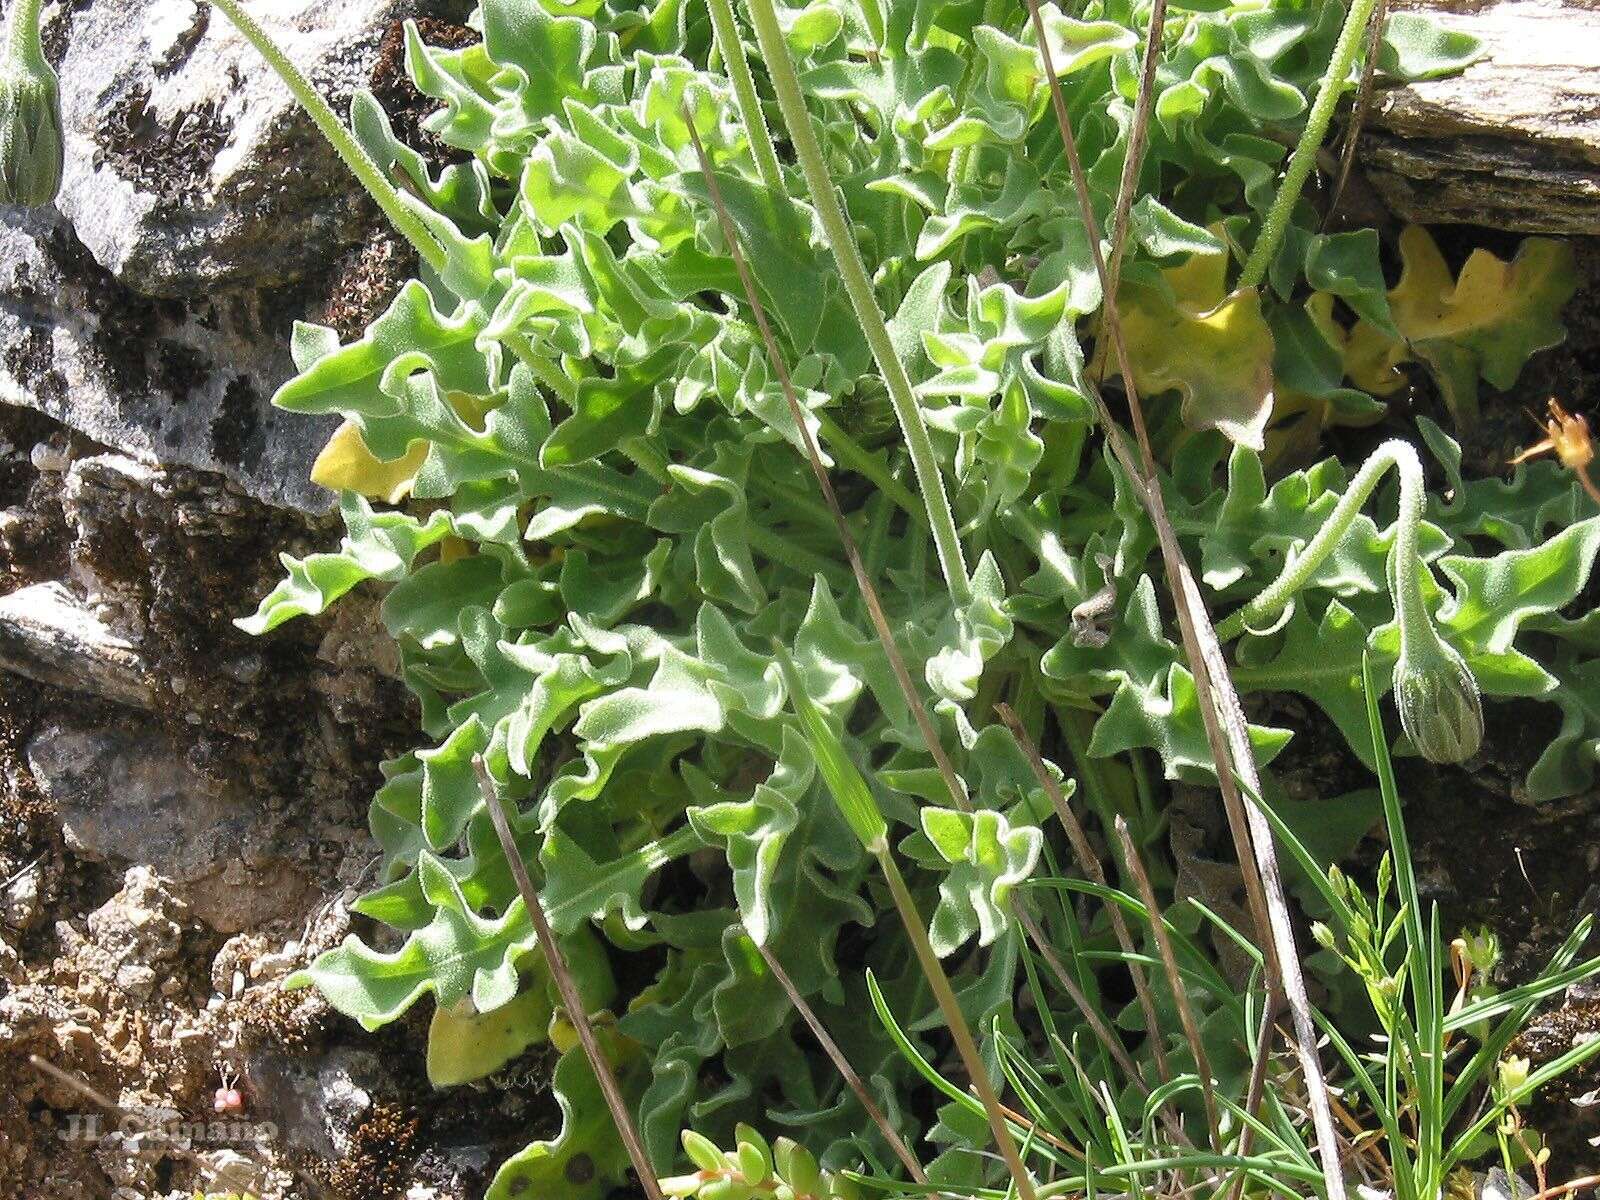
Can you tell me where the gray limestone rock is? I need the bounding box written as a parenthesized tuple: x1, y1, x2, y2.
(0, 581, 156, 707)
(55, 0, 416, 298)
(26, 718, 314, 932)
(0, 0, 468, 511)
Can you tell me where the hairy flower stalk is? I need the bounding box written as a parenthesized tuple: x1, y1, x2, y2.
(741, 0, 972, 606)
(1239, 0, 1382, 288)
(206, 0, 447, 274)
(1217, 439, 1482, 762)
(704, 0, 784, 195)
(0, 0, 62, 207)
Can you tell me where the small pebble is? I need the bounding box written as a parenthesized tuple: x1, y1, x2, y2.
(30, 442, 69, 472)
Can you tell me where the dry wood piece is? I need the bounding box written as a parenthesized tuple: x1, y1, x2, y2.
(1358, 0, 1600, 234)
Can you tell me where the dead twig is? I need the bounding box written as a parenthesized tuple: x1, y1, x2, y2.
(995, 702, 1172, 1087)
(470, 756, 663, 1200)
(1103, 0, 1168, 305)
(1113, 815, 1223, 1149)
(754, 941, 931, 1185)
(1322, 0, 1388, 230)
(1021, 0, 1349, 1195)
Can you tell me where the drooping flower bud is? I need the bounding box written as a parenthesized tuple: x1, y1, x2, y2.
(0, 0, 62, 208)
(1393, 634, 1483, 764)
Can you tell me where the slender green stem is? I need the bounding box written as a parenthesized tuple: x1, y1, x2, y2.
(208, 0, 447, 276)
(1214, 439, 1426, 641)
(740, 0, 971, 605)
(704, 0, 786, 195)
(878, 851, 1041, 1200)
(1238, 0, 1381, 289)
(814, 413, 926, 522)
(747, 524, 852, 587)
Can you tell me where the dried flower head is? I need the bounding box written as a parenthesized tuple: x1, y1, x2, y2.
(1512, 399, 1599, 505)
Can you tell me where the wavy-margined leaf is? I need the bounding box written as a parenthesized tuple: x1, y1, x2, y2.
(958, 15, 1135, 146)
(1377, 12, 1483, 80)
(1042, 573, 1290, 780)
(1303, 229, 1395, 335)
(925, 552, 1013, 709)
(1528, 655, 1600, 803)
(1042, 574, 1184, 699)
(1266, 295, 1387, 462)
(1103, 242, 1275, 449)
(1092, 659, 1292, 781)
(284, 851, 544, 1028)
(276, 284, 495, 420)
(680, 170, 863, 366)
(916, 807, 1042, 957)
(1417, 418, 1588, 550)
(415, 715, 495, 850)
(1438, 517, 1600, 656)
(686, 729, 813, 945)
(1191, 442, 1447, 601)
(351, 84, 499, 235)
(1346, 226, 1577, 426)
(486, 1024, 644, 1200)
(235, 495, 458, 634)
(1233, 601, 1381, 768)
(425, 929, 614, 1086)
(647, 447, 769, 614)
(287, 826, 701, 1028)
(542, 345, 678, 467)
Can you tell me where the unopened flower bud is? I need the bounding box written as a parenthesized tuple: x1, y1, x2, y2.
(1459, 926, 1501, 974)
(1498, 1054, 1531, 1094)
(1393, 636, 1483, 764)
(0, 0, 62, 208)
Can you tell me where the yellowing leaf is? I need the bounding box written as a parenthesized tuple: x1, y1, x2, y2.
(1345, 318, 1409, 396)
(1102, 242, 1275, 449)
(1347, 226, 1577, 426)
(310, 419, 429, 502)
(427, 987, 553, 1086)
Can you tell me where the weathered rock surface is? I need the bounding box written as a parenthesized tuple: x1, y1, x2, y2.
(0, 0, 464, 512)
(0, 582, 155, 707)
(0, 6, 512, 1194)
(56, 0, 428, 299)
(27, 719, 314, 933)
(1361, 0, 1600, 234)
(0, 206, 338, 511)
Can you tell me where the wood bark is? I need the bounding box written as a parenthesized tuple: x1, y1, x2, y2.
(1358, 0, 1600, 234)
